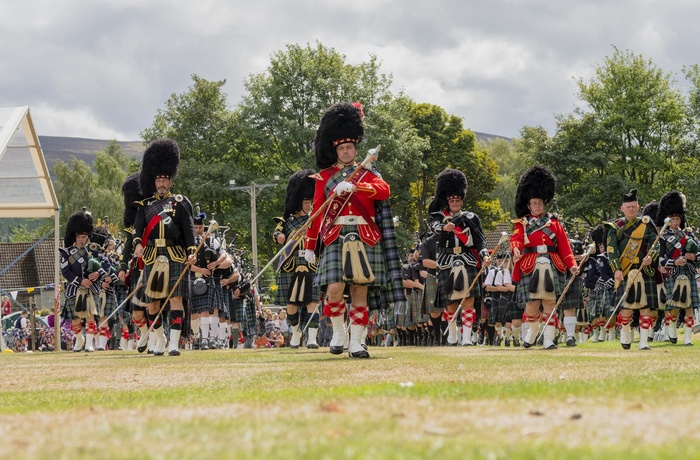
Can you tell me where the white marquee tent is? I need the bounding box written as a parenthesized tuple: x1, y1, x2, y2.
(0, 106, 61, 351)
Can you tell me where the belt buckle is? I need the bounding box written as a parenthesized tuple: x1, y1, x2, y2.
(346, 216, 356, 224)
(155, 238, 166, 248)
(453, 247, 462, 255)
(537, 245, 547, 254)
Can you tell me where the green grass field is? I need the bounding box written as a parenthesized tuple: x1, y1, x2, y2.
(2, 341, 700, 459)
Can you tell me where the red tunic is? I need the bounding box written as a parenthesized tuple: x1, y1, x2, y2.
(510, 214, 576, 283)
(305, 164, 390, 250)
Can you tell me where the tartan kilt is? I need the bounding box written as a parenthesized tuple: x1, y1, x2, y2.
(504, 291, 523, 322)
(274, 256, 319, 305)
(394, 296, 409, 327)
(142, 256, 187, 302)
(664, 269, 700, 311)
(423, 274, 441, 314)
(437, 262, 480, 310)
(230, 296, 246, 324)
(561, 275, 584, 311)
(62, 295, 97, 321)
(409, 288, 426, 324)
(98, 290, 118, 318)
(516, 259, 567, 303)
(588, 288, 614, 318)
(216, 281, 230, 320)
(489, 292, 509, 324)
(314, 224, 387, 288)
(613, 271, 658, 310)
(188, 274, 216, 315)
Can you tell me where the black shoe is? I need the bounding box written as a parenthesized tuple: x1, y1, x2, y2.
(168, 349, 181, 356)
(523, 341, 534, 349)
(513, 338, 521, 347)
(349, 350, 370, 358)
(307, 343, 319, 349)
(686, 342, 694, 346)
(669, 337, 678, 344)
(290, 345, 300, 349)
(504, 338, 511, 347)
(153, 350, 164, 356)
(566, 337, 577, 347)
(138, 344, 148, 353)
(638, 345, 651, 351)
(201, 338, 209, 350)
(447, 341, 458, 346)
(544, 343, 558, 350)
(621, 342, 631, 350)
(329, 345, 344, 355)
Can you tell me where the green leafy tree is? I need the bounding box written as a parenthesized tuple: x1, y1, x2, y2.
(520, 48, 689, 225)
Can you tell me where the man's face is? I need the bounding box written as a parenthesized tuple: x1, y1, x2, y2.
(620, 201, 639, 220)
(194, 224, 204, 236)
(670, 216, 682, 229)
(155, 177, 172, 196)
(75, 234, 89, 248)
(528, 199, 545, 216)
(302, 199, 312, 214)
(336, 142, 357, 165)
(448, 197, 462, 214)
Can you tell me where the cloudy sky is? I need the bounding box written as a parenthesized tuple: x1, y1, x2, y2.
(2, 0, 698, 141)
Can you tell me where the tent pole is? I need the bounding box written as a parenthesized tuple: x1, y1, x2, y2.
(54, 208, 61, 352)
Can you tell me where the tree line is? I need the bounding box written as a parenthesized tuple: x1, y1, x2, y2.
(14, 44, 700, 281)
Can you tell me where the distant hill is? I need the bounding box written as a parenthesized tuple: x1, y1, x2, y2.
(39, 136, 144, 180)
(38, 132, 510, 180)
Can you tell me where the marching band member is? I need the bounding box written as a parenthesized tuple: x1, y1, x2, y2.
(511, 166, 578, 350)
(304, 102, 405, 358)
(133, 139, 196, 356)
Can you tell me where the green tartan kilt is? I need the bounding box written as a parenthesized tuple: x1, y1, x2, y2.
(274, 256, 320, 306)
(423, 274, 440, 313)
(214, 279, 230, 320)
(664, 268, 700, 311)
(189, 275, 216, 315)
(98, 290, 118, 317)
(315, 224, 387, 289)
(62, 295, 96, 321)
(229, 295, 246, 323)
(516, 259, 567, 303)
(613, 271, 658, 310)
(561, 275, 584, 311)
(142, 256, 187, 302)
(588, 288, 614, 318)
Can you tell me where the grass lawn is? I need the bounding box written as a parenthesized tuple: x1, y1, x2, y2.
(2, 340, 700, 459)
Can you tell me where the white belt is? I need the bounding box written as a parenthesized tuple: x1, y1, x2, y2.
(334, 215, 374, 225)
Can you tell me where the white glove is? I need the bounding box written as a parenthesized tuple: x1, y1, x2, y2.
(334, 181, 355, 195)
(304, 249, 316, 265)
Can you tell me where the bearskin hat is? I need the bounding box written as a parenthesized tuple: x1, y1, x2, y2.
(589, 224, 606, 247)
(283, 169, 315, 220)
(314, 102, 364, 169)
(642, 200, 659, 221)
(656, 190, 686, 228)
(139, 138, 180, 197)
(428, 169, 467, 214)
(64, 209, 94, 248)
(514, 165, 556, 218)
(122, 172, 143, 228)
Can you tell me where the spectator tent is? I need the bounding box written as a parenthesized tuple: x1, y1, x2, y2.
(0, 107, 61, 351)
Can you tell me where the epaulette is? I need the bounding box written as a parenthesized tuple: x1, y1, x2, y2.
(511, 217, 527, 225)
(273, 217, 285, 225)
